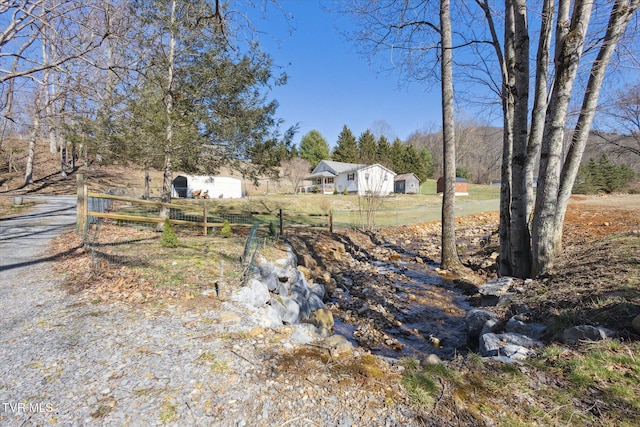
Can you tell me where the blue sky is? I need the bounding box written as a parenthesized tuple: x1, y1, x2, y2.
(255, 1, 444, 148)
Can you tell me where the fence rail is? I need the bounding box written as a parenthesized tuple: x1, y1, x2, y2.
(76, 174, 332, 235)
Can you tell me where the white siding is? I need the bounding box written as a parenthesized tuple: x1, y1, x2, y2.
(356, 165, 394, 196)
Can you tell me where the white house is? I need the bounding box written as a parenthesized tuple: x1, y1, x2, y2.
(171, 175, 243, 199)
(305, 160, 396, 196)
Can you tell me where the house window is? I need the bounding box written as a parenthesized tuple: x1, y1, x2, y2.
(384, 175, 388, 181)
(365, 173, 370, 180)
(347, 173, 355, 181)
(327, 178, 334, 184)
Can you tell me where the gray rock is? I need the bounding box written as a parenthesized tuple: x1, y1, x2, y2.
(290, 323, 324, 345)
(308, 293, 325, 312)
(231, 279, 270, 309)
(505, 316, 547, 339)
(310, 282, 326, 300)
(558, 325, 614, 345)
(250, 305, 283, 329)
(466, 309, 499, 337)
(480, 318, 500, 336)
(479, 277, 513, 306)
(479, 332, 543, 358)
(269, 296, 300, 325)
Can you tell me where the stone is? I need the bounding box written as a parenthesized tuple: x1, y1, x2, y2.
(479, 277, 513, 306)
(420, 354, 442, 366)
(308, 293, 325, 312)
(231, 279, 270, 309)
(505, 316, 547, 339)
(480, 318, 500, 336)
(321, 335, 353, 358)
(250, 306, 283, 329)
(128, 291, 145, 304)
(633, 314, 640, 334)
(309, 283, 326, 300)
(297, 265, 312, 280)
(269, 296, 300, 325)
(307, 308, 334, 330)
(479, 332, 543, 358)
(466, 309, 499, 338)
(558, 325, 614, 345)
(290, 323, 324, 345)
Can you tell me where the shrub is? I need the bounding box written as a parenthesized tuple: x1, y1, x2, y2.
(343, 188, 349, 195)
(220, 220, 232, 238)
(268, 221, 276, 237)
(161, 218, 178, 248)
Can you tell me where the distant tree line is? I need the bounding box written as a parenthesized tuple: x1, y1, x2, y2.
(296, 125, 434, 182)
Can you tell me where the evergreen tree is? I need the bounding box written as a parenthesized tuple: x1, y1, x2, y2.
(357, 129, 377, 164)
(377, 135, 392, 168)
(332, 125, 358, 163)
(390, 138, 406, 173)
(299, 130, 330, 167)
(573, 154, 635, 194)
(419, 147, 434, 180)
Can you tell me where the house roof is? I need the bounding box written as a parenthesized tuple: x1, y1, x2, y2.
(311, 160, 366, 175)
(306, 170, 336, 179)
(307, 160, 397, 180)
(394, 173, 420, 182)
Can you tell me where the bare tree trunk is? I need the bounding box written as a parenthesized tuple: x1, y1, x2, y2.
(553, 0, 640, 254)
(526, 0, 554, 221)
(507, 0, 532, 278)
(160, 0, 177, 217)
(24, 97, 41, 186)
(532, 0, 593, 276)
(440, 0, 464, 271)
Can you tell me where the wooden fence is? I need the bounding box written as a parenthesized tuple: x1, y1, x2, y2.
(76, 174, 332, 235)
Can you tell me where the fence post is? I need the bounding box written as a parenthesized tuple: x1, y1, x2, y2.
(329, 210, 333, 233)
(76, 173, 85, 233)
(203, 201, 208, 236)
(279, 208, 283, 236)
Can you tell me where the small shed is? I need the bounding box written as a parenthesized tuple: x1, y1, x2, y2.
(394, 173, 421, 194)
(171, 175, 243, 199)
(436, 177, 469, 196)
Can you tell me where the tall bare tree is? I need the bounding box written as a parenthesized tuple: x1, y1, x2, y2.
(336, 0, 467, 271)
(475, 0, 640, 277)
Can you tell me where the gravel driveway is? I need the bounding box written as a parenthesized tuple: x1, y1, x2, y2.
(0, 196, 413, 426)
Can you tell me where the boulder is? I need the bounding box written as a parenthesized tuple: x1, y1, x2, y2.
(478, 277, 513, 306)
(231, 279, 270, 309)
(250, 305, 283, 329)
(505, 315, 547, 339)
(558, 325, 614, 345)
(466, 309, 500, 337)
(269, 296, 300, 325)
(307, 308, 334, 330)
(479, 332, 543, 359)
(290, 323, 326, 345)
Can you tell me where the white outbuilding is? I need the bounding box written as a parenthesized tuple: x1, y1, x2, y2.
(171, 175, 243, 199)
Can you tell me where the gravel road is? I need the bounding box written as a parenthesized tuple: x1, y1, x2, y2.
(0, 196, 414, 426)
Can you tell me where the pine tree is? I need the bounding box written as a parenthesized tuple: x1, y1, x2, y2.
(357, 130, 377, 164)
(377, 135, 392, 168)
(390, 138, 405, 173)
(299, 130, 330, 168)
(332, 125, 358, 163)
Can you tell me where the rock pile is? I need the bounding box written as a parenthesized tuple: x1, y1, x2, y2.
(468, 277, 618, 363)
(229, 248, 353, 355)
